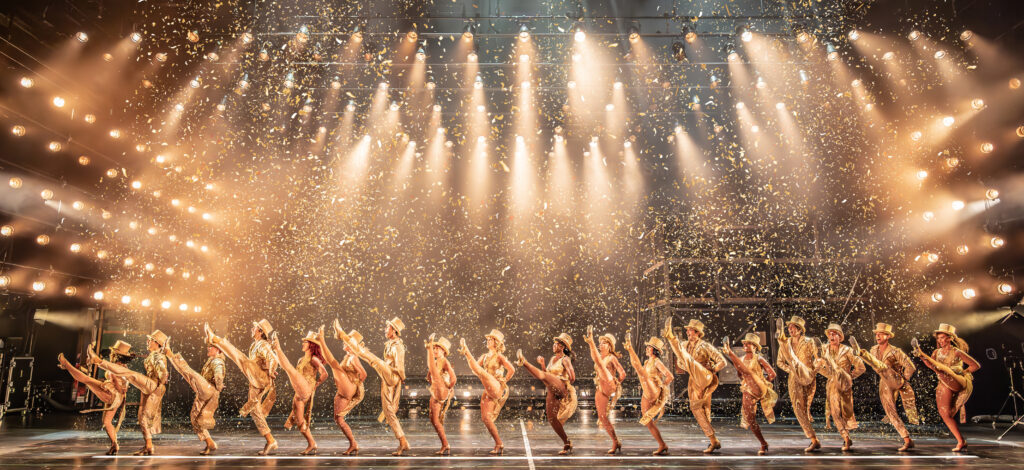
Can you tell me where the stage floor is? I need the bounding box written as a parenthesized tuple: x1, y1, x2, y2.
(1, 409, 1021, 468)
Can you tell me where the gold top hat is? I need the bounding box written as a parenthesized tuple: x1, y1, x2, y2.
(386, 317, 405, 335)
(301, 331, 318, 343)
(111, 340, 132, 356)
(485, 329, 505, 344)
(348, 330, 364, 345)
(933, 323, 957, 337)
(599, 333, 617, 352)
(645, 336, 665, 352)
(253, 319, 274, 337)
(684, 319, 706, 337)
(553, 333, 573, 352)
(873, 322, 895, 338)
(433, 337, 452, 355)
(147, 330, 169, 348)
(786, 316, 806, 333)
(741, 333, 762, 350)
(825, 323, 845, 340)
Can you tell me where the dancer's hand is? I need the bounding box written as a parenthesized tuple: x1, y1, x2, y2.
(910, 338, 922, 357)
(721, 336, 730, 353)
(161, 337, 171, 355)
(515, 349, 526, 366)
(458, 338, 469, 355)
(624, 332, 633, 351)
(848, 336, 861, 356)
(775, 318, 787, 342)
(270, 332, 281, 351)
(333, 319, 344, 339)
(315, 325, 326, 345)
(662, 318, 675, 340)
(585, 325, 595, 344)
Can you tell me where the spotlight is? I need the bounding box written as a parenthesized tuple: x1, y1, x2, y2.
(628, 25, 640, 44)
(980, 142, 994, 153)
(9, 177, 22, 189)
(960, 30, 974, 41)
(933, 50, 946, 59)
(518, 25, 530, 42)
(574, 26, 586, 42)
(462, 23, 476, 42)
(971, 98, 985, 110)
(32, 281, 46, 292)
(40, 189, 53, 200)
(331, 77, 341, 90)
(683, 26, 697, 44)
(121, 295, 131, 304)
(130, 32, 143, 43)
(908, 30, 922, 41)
(19, 77, 34, 88)
(1018, 126, 1024, 138)
(848, 30, 861, 41)
(69, 242, 82, 253)
(991, 236, 1005, 248)
(775, 102, 785, 110)
(0, 275, 9, 288)
(258, 49, 269, 61)
(882, 51, 895, 61)
(672, 41, 686, 61)
(467, 51, 478, 62)
(415, 47, 426, 61)
(390, 101, 400, 111)
(942, 116, 955, 127)
(567, 80, 576, 89)
(951, 200, 965, 210)
(93, 291, 104, 301)
(71, 201, 84, 210)
(351, 26, 363, 43)
(346, 101, 356, 112)
(922, 211, 935, 221)
(945, 156, 960, 168)
(108, 129, 121, 139)
(130, 180, 142, 189)
(613, 81, 623, 90)
(426, 81, 435, 90)
(737, 25, 753, 43)
(999, 283, 1014, 295)
(11, 125, 25, 137)
(141, 299, 152, 307)
(756, 76, 767, 89)
(825, 42, 839, 61)
(0, 226, 11, 236)
(161, 300, 171, 309)
(735, 101, 746, 110)
(925, 252, 939, 263)
(799, 70, 809, 84)
(96, 250, 107, 259)
(406, 29, 418, 43)
(75, 32, 89, 43)
(64, 286, 76, 296)
(47, 141, 61, 152)
(296, 25, 309, 43)
(36, 234, 50, 245)
(473, 75, 483, 89)
(155, 52, 168, 62)
(962, 287, 977, 299)
(52, 96, 65, 108)
(1012, 78, 1022, 89)
(931, 292, 943, 302)
(283, 71, 295, 89)
(84, 114, 96, 124)
(915, 169, 928, 180)
(189, 77, 201, 88)
(727, 48, 739, 62)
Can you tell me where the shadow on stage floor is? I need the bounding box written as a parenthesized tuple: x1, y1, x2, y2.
(0, 408, 1021, 468)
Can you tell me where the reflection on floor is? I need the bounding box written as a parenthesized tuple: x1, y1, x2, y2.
(0, 408, 1020, 468)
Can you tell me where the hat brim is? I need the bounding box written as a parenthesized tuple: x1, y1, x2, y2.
(685, 327, 705, 337)
(873, 329, 894, 337)
(933, 330, 953, 337)
(741, 340, 762, 350)
(485, 334, 504, 343)
(553, 337, 572, 352)
(785, 322, 806, 332)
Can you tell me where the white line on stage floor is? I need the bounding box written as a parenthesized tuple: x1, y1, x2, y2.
(91, 454, 978, 461)
(520, 418, 536, 470)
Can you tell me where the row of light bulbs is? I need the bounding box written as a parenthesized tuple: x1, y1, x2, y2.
(929, 282, 1015, 303)
(0, 275, 203, 312)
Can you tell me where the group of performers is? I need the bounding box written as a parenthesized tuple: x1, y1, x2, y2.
(57, 315, 981, 456)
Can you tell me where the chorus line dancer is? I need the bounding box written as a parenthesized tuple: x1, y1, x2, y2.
(516, 333, 578, 455)
(624, 332, 672, 455)
(314, 321, 366, 455)
(426, 335, 456, 455)
(165, 339, 225, 455)
(205, 321, 279, 455)
(721, 333, 777, 455)
(775, 316, 822, 452)
(911, 323, 980, 452)
(57, 341, 131, 455)
(664, 318, 725, 453)
(459, 329, 515, 455)
(584, 326, 626, 454)
(271, 330, 328, 455)
(849, 323, 918, 452)
(815, 324, 865, 451)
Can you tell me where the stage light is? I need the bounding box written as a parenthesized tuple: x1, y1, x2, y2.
(93, 291, 104, 301)
(330, 76, 342, 90)
(574, 27, 586, 42)
(83, 114, 96, 124)
(960, 30, 974, 41)
(799, 70, 809, 84)
(915, 170, 928, 180)
(390, 101, 400, 111)
(825, 43, 839, 61)
(756, 76, 767, 89)
(0, 276, 9, 289)
(47, 141, 61, 152)
(19, 76, 34, 88)
(910, 131, 923, 141)
(202, 212, 212, 221)
(462, 23, 476, 42)
(161, 300, 171, 309)
(177, 303, 188, 312)
(970, 98, 985, 110)
(258, 49, 269, 61)
(796, 30, 810, 44)
(908, 30, 922, 41)
(848, 30, 861, 41)
(961, 287, 977, 299)
(735, 102, 746, 110)
(467, 52, 478, 62)
(32, 281, 46, 292)
(141, 299, 152, 307)
(851, 79, 862, 87)
(123, 257, 134, 267)
(683, 26, 697, 44)
(425, 81, 435, 90)
(52, 96, 65, 108)
(145, 262, 155, 271)
(165, 267, 175, 275)
(8, 177, 21, 189)
(71, 201, 84, 210)
(672, 41, 687, 62)
(1017, 126, 1024, 138)
(35, 234, 49, 246)
(1011, 78, 1021, 89)
(951, 200, 965, 211)
(189, 78, 200, 88)
(980, 142, 994, 153)
(96, 250, 107, 259)
(283, 72, 295, 89)
(146, 227, 157, 236)
(933, 50, 946, 59)
(473, 76, 483, 89)
(40, 189, 53, 200)
(945, 157, 960, 168)
(571, 52, 582, 62)
(109, 129, 121, 139)
(130, 181, 142, 190)
(931, 292, 943, 302)
(346, 101, 356, 112)
(76, 32, 88, 43)
(882, 51, 895, 61)
(64, 286, 76, 296)
(415, 47, 426, 61)
(738, 25, 753, 43)
(241, 32, 253, 44)
(406, 30, 418, 43)
(956, 244, 969, 255)
(922, 211, 934, 221)
(628, 25, 640, 44)
(519, 53, 530, 63)
(997, 282, 1014, 295)
(605, 103, 615, 111)
(991, 236, 1006, 248)
(0, 226, 11, 237)
(520, 81, 530, 90)
(925, 252, 939, 263)
(518, 25, 530, 42)
(296, 25, 309, 43)
(727, 49, 739, 61)
(986, 189, 1000, 200)
(942, 116, 955, 127)
(121, 295, 131, 304)
(776, 102, 785, 110)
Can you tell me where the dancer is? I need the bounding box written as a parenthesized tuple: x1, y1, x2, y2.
(814, 324, 865, 451)
(516, 333, 577, 455)
(663, 318, 725, 453)
(425, 335, 456, 455)
(775, 315, 822, 452)
(849, 323, 918, 452)
(623, 332, 672, 455)
(583, 326, 626, 454)
(720, 333, 777, 455)
(338, 317, 409, 456)
(57, 341, 131, 455)
(204, 320, 279, 455)
(88, 330, 168, 455)
(458, 329, 515, 455)
(165, 339, 225, 455)
(313, 321, 366, 455)
(911, 323, 980, 452)
(271, 330, 328, 455)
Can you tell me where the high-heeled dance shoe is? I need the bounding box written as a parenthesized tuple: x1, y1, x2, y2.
(132, 447, 153, 456)
(758, 443, 769, 455)
(436, 447, 450, 456)
(257, 441, 278, 456)
(841, 436, 853, 452)
(652, 447, 669, 456)
(489, 445, 504, 455)
(703, 440, 722, 454)
(804, 438, 821, 452)
(105, 444, 119, 456)
(558, 441, 573, 455)
(952, 441, 968, 452)
(606, 443, 622, 455)
(898, 437, 914, 452)
(342, 446, 359, 456)
(299, 446, 318, 456)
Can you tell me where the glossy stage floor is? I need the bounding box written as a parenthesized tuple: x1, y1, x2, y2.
(1, 409, 1021, 469)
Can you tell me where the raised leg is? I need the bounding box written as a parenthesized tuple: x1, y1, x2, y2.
(58, 354, 115, 403)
